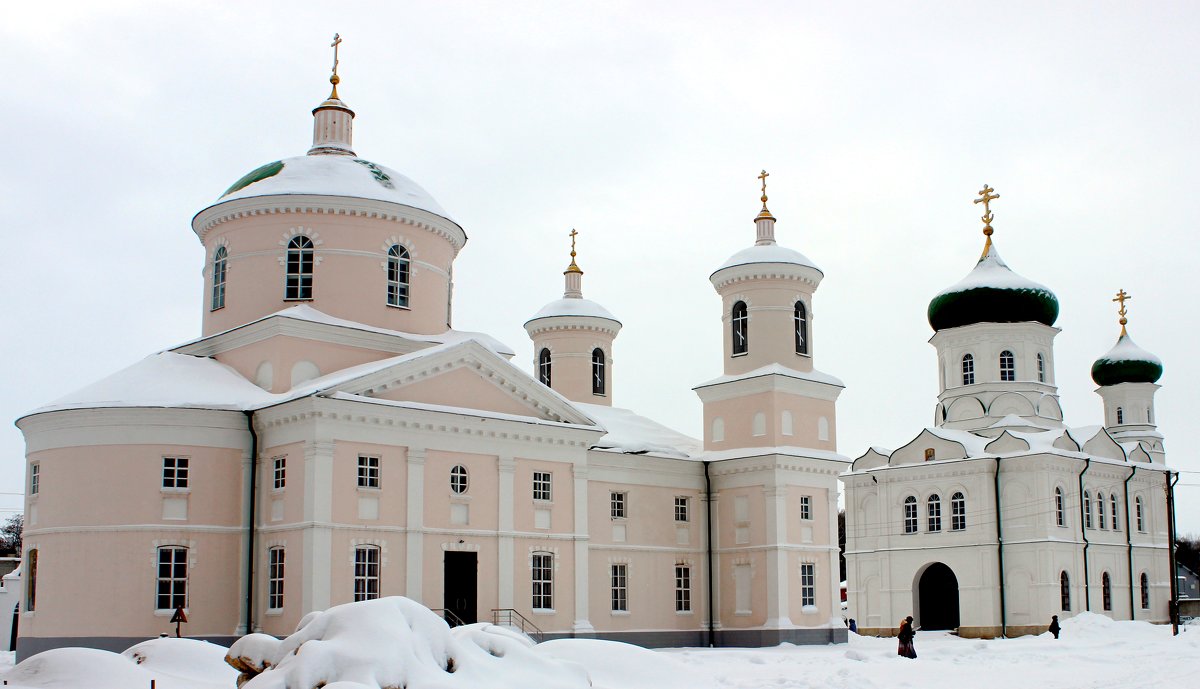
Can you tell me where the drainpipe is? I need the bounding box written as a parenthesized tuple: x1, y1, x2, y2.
(1078, 458, 1091, 611)
(994, 457, 1006, 637)
(243, 410, 259, 636)
(704, 461, 715, 648)
(1124, 465, 1137, 619)
(1166, 471, 1180, 635)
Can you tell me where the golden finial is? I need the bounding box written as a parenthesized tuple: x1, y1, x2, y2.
(1113, 288, 1131, 335)
(756, 169, 772, 217)
(566, 228, 582, 273)
(974, 184, 1000, 258)
(328, 33, 343, 99)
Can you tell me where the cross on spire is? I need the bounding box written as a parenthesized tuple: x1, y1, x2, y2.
(566, 228, 582, 273)
(974, 184, 999, 236)
(329, 33, 343, 99)
(758, 170, 770, 211)
(1113, 288, 1132, 334)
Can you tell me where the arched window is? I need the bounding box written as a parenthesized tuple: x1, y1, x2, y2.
(999, 350, 1015, 381)
(1116, 407, 1124, 424)
(781, 410, 793, 436)
(961, 354, 975, 385)
(538, 348, 552, 386)
(386, 244, 410, 307)
(1135, 496, 1145, 531)
(1148, 407, 1153, 424)
(591, 348, 605, 395)
(731, 301, 748, 355)
(1060, 571, 1070, 611)
(1054, 487, 1065, 527)
(927, 494, 942, 532)
(711, 417, 725, 443)
(752, 412, 766, 437)
(1037, 353, 1045, 383)
(1140, 572, 1150, 609)
(1084, 490, 1093, 528)
(25, 548, 37, 612)
(1111, 494, 1119, 531)
(1097, 492, 1106, 530)
(794, 301, 808, 355)
(903, 496, 918, 534)
(951, 492, 966, 530)
(450, 465, 468, 494)
(1102, 572, 1112, 611)
(211, 246, 227, 311)
(285, 235, 314, 300)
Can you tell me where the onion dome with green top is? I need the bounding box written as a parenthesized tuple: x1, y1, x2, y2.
(927, 241, 1060, 331)
(1091, 332, 1163, 386)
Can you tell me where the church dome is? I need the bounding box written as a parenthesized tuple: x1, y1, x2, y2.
(713, 243, 822, 275)
(927, 243, 1059, 331)
(1091, 332, 1163, 386)
(526, 297, 619, 325)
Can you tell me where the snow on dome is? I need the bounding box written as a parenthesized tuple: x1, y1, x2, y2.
(526, 297, 619, 323)
(212, 155, 455, 222)
(1091, 331, 1163, 386)
(927, 243, 1059, 331)
(575, 403, 703, 458)
(227, 596, 590, 689)
(713, 243, 822, 274)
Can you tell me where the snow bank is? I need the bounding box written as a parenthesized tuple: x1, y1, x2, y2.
(3, 639, 236, 689)
(230, 597, 590, 689)
(536, 638, 721, 689)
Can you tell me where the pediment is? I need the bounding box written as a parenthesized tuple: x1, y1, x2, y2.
(985, 431, 1030, 454)
(1082, 428, 1126, 461)
(891, 429, 968, 465)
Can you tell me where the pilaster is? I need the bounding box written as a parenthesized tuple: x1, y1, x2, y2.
(572, 464, 594, 633)
(498, 455, 516, 609)
(406, 447, 427, 599)
(764, 485, 792, 627)
(302, 440, 334, 612)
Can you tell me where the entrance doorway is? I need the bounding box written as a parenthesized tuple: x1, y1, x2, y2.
(915, 562, 960, 630)
(443, 552, 478, 625)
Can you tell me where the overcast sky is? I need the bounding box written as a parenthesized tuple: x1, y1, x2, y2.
(3, 2, 1198, 533)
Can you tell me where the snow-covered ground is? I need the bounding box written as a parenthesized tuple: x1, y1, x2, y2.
(1, 602, 1196, 689)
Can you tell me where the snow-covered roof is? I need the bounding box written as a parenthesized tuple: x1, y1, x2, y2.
(1095, 332, 1162, 366)
(212, 155, 454, 220)
(575, 403, 702, 459)
(695, 362, 845, 389)
(526, 297, 619, 323)
(932, 244, 1051, 295)
(713, 243, 822, 274)
(329, 392, 600, 433)
(986, 414, 1056, 431)
(703, 445, 852, 464)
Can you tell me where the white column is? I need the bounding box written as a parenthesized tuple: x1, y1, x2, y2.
(572, 463, 594, 633)
(302, 440, 334, 614)
(498, 455, 515, 610)
(235, 447, 254, 635)
(406, 447, 427, 600)
(764, 485, 793, 628)
(827, 485, 840, 617)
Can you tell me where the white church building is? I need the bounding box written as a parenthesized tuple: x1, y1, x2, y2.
(841, 193, 1173, 637)
(15, 57, 850, 658)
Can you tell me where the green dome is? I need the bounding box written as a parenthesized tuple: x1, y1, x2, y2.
(1091, 332, 1163, 386)
(927, 243, 1059, 331)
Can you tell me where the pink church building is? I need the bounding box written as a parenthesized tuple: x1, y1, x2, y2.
(15, 67, 849, 657)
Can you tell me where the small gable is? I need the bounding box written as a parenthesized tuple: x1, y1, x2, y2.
(891, 429, 968, 465)
(1082, 428, 1126, 461)
(985, 431, 1031, 455)
(1052, 431, 1081, 452)
(852, 448, 889, 472)
(1127, 443, 1153, 464)
(370, 365, 553, 420)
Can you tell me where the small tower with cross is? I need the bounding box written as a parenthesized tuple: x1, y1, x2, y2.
(309, 33, 357, 156)
(1091, 289, 1166, 459)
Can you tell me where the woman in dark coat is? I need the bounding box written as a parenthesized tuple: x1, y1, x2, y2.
(1048, 615, 1061, 639)
(897, 616, 917, 658)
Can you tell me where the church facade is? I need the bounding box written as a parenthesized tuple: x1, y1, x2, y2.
(15, 65, 848, 658)
(841, 195, 1173, 637)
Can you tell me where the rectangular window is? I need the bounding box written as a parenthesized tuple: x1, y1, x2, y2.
(734, 563, 752, 614)
(799, 495, 812, 521)
(903, 498, 918, 534)
(273, 456, 286, 490)
(800, 562, 816, 607)
(533, 472, 552, 501)
(674, 497, 689, 523)
(162, 457, 189, 489)
(927, 497, 942, 533)
(675, 565, 692, 612)
(611, 564, 628, 612)
(25, 549, 37, 612)
(357, 455, 380, 489)
(353, 546, 380, 601)
(268, 547, 285, 610)
(156, 546, 188, 611)
(532, 552, 553, 610)
(29, 463, 39, 496)
(610, 492, 626, 519)
(951, 494, 966, 531)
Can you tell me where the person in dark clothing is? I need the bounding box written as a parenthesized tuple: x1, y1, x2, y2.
(849, 618, 858, 634)
(1049, 615, 1061, 639)
(897, 615, 917, 658)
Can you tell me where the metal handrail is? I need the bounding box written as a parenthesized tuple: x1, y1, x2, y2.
(490, 608, 544, 642)
(432, 608, 468, 628)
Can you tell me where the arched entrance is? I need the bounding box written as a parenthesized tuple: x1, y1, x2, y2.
(914, 562, 960, 630)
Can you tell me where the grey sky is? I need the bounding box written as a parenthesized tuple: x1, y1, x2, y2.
(3, 2, 1197, 532)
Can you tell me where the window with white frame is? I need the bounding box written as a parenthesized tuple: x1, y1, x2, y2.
(268, 547, 285, 610)
(538, 348, 552, 386)
(999, 350, 1016, 382)
(1084, 490, 1093, 528)
(1116, 407, 1124, 424)
(353, 545, 380, 601)
(961, 353, 975, 385)
(903, 496, 918, 534)
(611, 563, 628, 612)
(162, 457, 189, 489)
(927, 494, 942, 532)
(1097, 492, 1106, 530)
(533, 472, 552, 501)
(450, 465, 468, 494)
(1061, 571, 1070, 611)
(156, 546, 188, 611)
(794, 301, 808, 355)
(1140, 572, 1150, 609)
(25, 549, 37, 612)
(610, 492, 626, 519)
(800, 495, 812, 521)
(211, 246, 228, 311)
(951, 492, 966, 531)
(29, 463, 39, 496)
(800, 562, 816, 607)
(674, 497, 689, 522)
(386, 244, 410, 308)
(1055, 486, 1065, 527)
(1102, 572, 1112, 611)
(285, 235, 314, 300)
(1111, 494, 1119, 531)
(272, 456, 286, 490)
(532, 552, 553, 610)
(1135, 496, 1145, 532)
(1037, 352, 1046, 382)
(675, 565, 692, 612)
(357, 455, 380, 489)
(731, 301, 748, 355)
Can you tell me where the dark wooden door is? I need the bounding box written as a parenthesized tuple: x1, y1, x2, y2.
(443, 552, 478, 625)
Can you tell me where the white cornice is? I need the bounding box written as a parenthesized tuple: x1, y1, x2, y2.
(524, 315, 622, 338)
(172, 312, 427, 358)
(710, 263, 823, 291)
(694, 370, 844, 403)
(18, 407, 249, 452)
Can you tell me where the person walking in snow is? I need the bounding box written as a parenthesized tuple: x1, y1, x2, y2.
(897, 616, 917, 658)
(1048, 615, 1061, 639)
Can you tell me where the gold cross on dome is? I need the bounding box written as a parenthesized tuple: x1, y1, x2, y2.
(974, 184, 1000, 235)
(758, 170, 770, 210)
(1113, 288, 1132, 330)
(328, 33, 343, 99)
(566, 228, 581, 271)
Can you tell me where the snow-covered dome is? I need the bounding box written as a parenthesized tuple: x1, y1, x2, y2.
(215, 155, 454, 222)
(1091, 331, 1163, 386)
(526, 297, 619, 324)
(927, 242, 1059, 331)
(713, 243, 822, 274)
